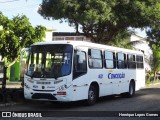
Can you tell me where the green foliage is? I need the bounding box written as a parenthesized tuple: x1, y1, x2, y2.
(145, 70, 160, 86)
(107, 30, 132, 49)
(146, 22, 160, 81)
(0, 12, 46, 66)
(150, 44, 160, 72)
(147, 25, 160, 45)
(39, 0, 160, 43)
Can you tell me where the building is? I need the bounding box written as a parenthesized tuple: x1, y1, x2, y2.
(43, 29, 55, 42)
(130, 34, 152, 70)
(52, 32, 91, 41)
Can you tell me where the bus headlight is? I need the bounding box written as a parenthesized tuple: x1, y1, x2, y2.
(27, 78, 34, 83)
(58, 85, 67, 91)
(24, 83, 30, 89)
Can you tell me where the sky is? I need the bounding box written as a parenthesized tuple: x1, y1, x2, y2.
(0, 0, 146, 37)
(0, 0, 76, 32)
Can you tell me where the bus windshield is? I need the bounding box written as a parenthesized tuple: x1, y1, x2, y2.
(26, 44, 73, 78)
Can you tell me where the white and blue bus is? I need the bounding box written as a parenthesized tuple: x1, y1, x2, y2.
(24, 41, 145, 105)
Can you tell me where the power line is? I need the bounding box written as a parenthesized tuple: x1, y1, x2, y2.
(0, 0, 21, 4)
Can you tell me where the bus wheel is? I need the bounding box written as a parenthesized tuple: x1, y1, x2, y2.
(86, 86, 97, 106)
(127, 81, 135, 97)
(121, 81, 135, 98)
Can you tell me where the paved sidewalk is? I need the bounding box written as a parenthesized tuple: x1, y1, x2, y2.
(5, 81, 22, 88)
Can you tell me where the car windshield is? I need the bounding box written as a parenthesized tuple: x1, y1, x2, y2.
(26, 44, 73, 78)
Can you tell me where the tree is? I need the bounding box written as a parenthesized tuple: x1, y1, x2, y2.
(149, 44, 160, 81)
(38, 0, 160, 43)
(0, 12, 46, 67)
(107, 29, 133, 49)
(146, 25, 160, 81)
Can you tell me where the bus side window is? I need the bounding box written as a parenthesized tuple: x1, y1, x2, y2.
(127, 54, 136, 69)
(136, 55, 144, 69)
(117, 52, 127, 69)
(88, 49, 103, 68)
(73, 50, 87, 79)
(104, 51, 116, 69)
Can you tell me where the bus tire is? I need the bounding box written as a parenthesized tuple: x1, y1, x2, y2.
(86, 85, 97, 106)
(121, 81, 135, 98)
(126, 81, 135, 97)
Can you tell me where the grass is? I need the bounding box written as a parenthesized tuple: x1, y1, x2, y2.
(145, 79, 160, 87)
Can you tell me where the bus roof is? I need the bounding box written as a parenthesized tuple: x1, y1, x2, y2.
(31, 41, 143, 55)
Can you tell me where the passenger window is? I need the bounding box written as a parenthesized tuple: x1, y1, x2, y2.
(88, 49, 103, 68)
(104, 51, 116, 69)
(136, 55, 144, 69)
(127, 54, 136, 69)
(117, 52, 127, 69)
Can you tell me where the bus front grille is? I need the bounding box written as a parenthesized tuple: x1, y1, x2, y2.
(33, 89, 55, 92)
(32, 93, 57, 100)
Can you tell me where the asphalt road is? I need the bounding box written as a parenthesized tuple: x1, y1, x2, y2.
(1, 84, 160, 120)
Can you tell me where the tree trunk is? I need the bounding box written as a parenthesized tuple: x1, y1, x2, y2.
(5, 57, 19, 68)
(2, 67, 7, 90)
(154, 71, 157, 81)
(75, 23, 79, 34)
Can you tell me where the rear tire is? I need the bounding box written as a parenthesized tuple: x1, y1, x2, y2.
(86, 86, 97, 106)
(126, 81, 135, 97)
(121, 81, 135, 98)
